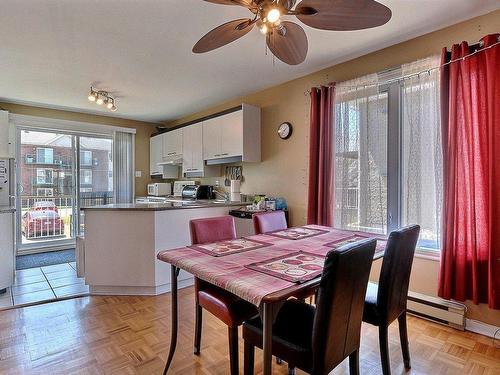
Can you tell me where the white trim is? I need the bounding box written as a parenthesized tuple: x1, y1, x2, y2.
(414, 248, 441, 261)
(0, 97, 161, 125)
(9, 113, 136, 135)
(89, 277, 194, 296)
(466, 318, 500, 339)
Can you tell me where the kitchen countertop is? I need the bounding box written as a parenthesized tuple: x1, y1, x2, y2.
(81, 200, 246, 211)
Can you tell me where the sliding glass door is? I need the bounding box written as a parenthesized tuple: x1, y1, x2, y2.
(77, 136, 114, 235)
(16, 129, 113, 254)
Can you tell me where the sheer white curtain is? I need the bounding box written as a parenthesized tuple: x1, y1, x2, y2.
(113, 131, 134, 204)
(401, 55, 442, 248)
(334, 74, 388, 234)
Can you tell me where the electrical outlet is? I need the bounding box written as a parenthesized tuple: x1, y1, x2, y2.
(135, 171, 142, 178)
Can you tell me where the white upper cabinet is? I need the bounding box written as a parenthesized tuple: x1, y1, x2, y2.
(202, 117, 221, 160)
(162, 128, 183, 159)
(149, 104, 261, 176)
(182, 123, 204, 174)
(219, 110, 243, 158)
(149, 135, 163, 175)
(202, 104, 260, 163)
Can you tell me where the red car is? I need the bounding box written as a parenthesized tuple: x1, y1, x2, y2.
(32, 201, 59, 212)
(22, 209, 64, 239)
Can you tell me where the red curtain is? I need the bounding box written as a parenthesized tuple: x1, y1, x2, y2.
(438, 34, 500, 309)
(307, 85, 334, 226)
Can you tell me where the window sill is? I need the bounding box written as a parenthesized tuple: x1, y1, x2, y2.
(415, 248, 440, 261)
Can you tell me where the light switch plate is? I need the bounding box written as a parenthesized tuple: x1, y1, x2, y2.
(135, 171, 142, 178)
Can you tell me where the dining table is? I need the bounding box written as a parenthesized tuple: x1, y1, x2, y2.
(157, 224, 386, 375)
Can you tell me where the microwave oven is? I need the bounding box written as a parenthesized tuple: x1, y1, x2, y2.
(147, 183, 171, 197)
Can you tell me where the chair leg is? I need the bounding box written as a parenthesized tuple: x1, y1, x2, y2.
(243, 340, 254, 375)
(378, 325, 391, 375)
(349, 349, 360, 375)
(398, 312, 411, 369)
(228, 326, 239, 375)
(193, 304, 202, 354)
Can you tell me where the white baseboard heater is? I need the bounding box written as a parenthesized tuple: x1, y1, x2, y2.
(407, 291, 466, 330)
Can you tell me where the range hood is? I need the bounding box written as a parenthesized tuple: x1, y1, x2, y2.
(205, 156, 242, 165)
(158, 156, 183, 166)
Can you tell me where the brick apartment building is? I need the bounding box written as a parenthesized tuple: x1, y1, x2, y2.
(20, 139, 112, 198)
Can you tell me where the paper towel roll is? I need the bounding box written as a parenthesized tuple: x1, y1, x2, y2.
(230, 180, 240, 193)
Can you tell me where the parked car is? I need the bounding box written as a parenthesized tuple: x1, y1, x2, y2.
(32, 201, 58, 212)
(22, 209, 64, 239)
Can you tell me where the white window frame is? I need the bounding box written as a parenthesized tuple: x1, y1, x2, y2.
(36, 168, 54, 184)
(36, 147, 54, 164)
(80, 150, 93, 166)
(36, 188, 54, 197)
(334, 78, 441, 256)
(80, 169, 93, 185)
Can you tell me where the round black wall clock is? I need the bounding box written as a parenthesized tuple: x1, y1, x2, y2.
(277, 122, 293, 140)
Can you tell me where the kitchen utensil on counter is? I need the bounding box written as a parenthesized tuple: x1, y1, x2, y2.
(225, 166, 243, 186)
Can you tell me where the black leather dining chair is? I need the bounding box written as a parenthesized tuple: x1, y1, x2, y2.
(242, 238, 377, 375)
(362, 225, 420, 375)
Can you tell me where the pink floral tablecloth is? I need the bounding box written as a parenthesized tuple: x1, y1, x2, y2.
(157, 225, 385, 307)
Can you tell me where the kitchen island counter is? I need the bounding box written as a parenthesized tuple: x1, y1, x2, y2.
(81, 200, 244, 211)
(81, 202, 246, 296)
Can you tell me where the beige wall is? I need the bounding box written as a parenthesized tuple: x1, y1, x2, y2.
(0, 102, 156, 196)
(167, 10, 500, 326)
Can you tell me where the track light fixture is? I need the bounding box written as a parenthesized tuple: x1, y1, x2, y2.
(88, 87, 117, 112)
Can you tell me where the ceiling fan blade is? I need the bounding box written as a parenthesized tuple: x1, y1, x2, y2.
(266, 21, 308, 65)
(193, 18, 255, 53)
(203, 0, 256, 9)
(296, 0, 392, 31)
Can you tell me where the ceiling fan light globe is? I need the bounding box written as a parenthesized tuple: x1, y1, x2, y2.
(259, 24, 268, 34)
(88, 94, 96, 102)
(267, 8, 280, 23)
(96, 97, 104, 105)
(110, 105, 117, 112)
(107, 101, 113, 109)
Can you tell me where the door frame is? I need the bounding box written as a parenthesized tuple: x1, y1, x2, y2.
(15, 127, 114, 255)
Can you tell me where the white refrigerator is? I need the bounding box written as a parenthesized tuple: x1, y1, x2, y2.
(0, 158, 15, 293)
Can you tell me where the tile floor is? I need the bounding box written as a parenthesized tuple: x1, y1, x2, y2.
(0, 262, 89, 309)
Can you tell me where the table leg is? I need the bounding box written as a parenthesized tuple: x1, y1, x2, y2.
(262, 302, 273, 375)
(163, 265, 179, 375)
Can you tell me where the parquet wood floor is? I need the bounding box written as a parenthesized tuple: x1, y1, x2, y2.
(0, 287, 498, 374)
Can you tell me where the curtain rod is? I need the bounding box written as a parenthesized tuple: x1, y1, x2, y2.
(304, 35, 500, 95)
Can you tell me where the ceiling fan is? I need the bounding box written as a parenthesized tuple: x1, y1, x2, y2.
(193, 0, 392, 65)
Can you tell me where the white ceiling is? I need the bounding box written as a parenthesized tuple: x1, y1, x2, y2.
(0, 0, 498, 123)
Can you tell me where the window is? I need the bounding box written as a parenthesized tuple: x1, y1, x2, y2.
(334, 56, 442, 250)
(36, 147, 54, 164)
(36, 188, 54, 197)
(334, 74, 388, 235)
(36, 168, 54, 184)
(80, 150, 93, 166)
(80, 169, 92, 185)
(80, 187, 92, 193)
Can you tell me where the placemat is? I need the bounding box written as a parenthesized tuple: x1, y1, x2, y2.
(325, 235, 387, 255)
(190, 238, 271, 257)
(267, 226, 329, 240)
(246, 251, 325, 283)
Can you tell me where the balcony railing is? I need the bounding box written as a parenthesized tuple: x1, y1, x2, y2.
(80, 191, 113, 207)
(20, 192, 114, 242)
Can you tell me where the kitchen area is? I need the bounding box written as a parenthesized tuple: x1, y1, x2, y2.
(80, 103, 289, 296)
(0, 103, 289, 305)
